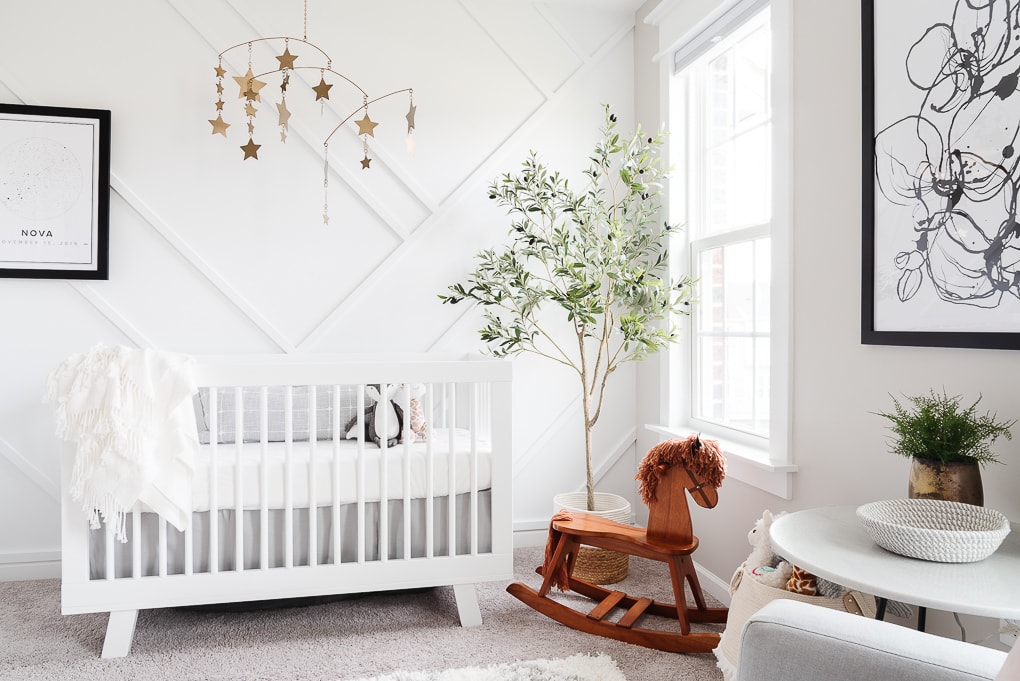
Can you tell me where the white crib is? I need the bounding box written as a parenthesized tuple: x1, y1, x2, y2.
(59, 354, 513, 658)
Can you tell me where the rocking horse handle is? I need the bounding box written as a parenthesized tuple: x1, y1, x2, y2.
(682, 464, 718, 509)
(654, 462, 717, 508)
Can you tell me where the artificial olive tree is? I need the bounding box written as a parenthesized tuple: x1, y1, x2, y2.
(442, 105, 695, 511)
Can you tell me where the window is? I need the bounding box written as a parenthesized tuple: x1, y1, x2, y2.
(665, 0, 794, 496)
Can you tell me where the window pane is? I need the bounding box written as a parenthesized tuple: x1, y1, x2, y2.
(676, 3, 773, 442)
(698, 248, 724, 334)
(696, 336, 725, 422)
(735, 24, 770, 125)
(724, 336, 755, 430)
(756, 238, 772, 332)
(733, 123, 771, 228)
(723, 241, 755, 333)
(707, 54, 732, 148)
(755, 337, 771, 435)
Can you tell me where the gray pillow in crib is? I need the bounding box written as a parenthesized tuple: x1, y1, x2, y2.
(194, 385, 361, 444)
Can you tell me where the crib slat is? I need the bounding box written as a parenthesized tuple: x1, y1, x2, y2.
(402, 383, 412, 561)
(184, 522, 193, 576)
(259, 387, 269, 571)
(425, 383, 435, 560)
(308, 386, 318, 568)
(379, 382, 389, 563)
(284, 385, 294, 569)
(158, 517, 167, 578)
(332, 384, 342, 566)
(105, 523, 115, 581)
(356, 385, 366, 564)
(447, 383, 457, 557)
(234, 386, 244, 573)
(470, 383, 479, 556)
(131, 508, 141, 578)
(209, 387, 219, 575)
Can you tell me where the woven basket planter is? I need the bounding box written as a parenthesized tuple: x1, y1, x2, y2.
(553, 492, 633, 584)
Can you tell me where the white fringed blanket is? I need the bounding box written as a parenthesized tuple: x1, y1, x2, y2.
(46, 345, 198, 541)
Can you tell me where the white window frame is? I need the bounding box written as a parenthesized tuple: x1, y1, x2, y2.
(649, 0, 796, 498)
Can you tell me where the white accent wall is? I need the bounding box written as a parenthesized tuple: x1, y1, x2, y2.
(0, 0, 648, 579)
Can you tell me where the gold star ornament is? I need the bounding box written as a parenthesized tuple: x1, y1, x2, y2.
(241, 137, 261, 160)
(313, 77, 333, 101)
(356, 113, 378, 137)
(209, 114, 230, 137)
(276, 47, 298, 70)
(406, 103, 416, 133)
(361, 154, 372, 169)
(276, 100, 291, 129)
(233, 68, 266, 101)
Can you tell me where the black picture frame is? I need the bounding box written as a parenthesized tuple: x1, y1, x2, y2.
(862, 0, 1020, 351)
(0, 103, 110, 280)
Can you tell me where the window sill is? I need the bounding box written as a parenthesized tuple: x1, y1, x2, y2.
(646, 424, 797, 500)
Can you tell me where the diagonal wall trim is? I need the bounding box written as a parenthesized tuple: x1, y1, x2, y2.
(69, 283, 155, 349)
(512, 395, 581, 479)
(301, 21, 637, 351)
(589, 426, 637, 488)
(0, 437, 59, 501)
(458, 0, 555, 100)
(534, 2, 594, 67)
(112, 178, 298, 353)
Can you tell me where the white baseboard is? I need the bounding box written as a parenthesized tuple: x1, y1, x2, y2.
(0, 551, 60, 581)
(694, 560, 733, 607)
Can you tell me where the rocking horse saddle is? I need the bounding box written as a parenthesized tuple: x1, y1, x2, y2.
(506, 434, 729, 653)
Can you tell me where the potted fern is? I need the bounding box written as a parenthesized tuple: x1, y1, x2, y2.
(875, 389, 1015, 506)
(441, 106, 695, 581)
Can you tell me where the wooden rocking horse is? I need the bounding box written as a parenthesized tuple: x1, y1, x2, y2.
(507, 434, 729, 653)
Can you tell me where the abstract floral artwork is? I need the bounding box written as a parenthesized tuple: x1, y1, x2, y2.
(863, 0, 1020, 349)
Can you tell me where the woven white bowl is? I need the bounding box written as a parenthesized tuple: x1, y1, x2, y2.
(856, 499, 1011, 563)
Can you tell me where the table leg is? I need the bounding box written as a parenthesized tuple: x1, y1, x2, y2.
(917, 606, 926, 632)
(875, 597, 888, 621)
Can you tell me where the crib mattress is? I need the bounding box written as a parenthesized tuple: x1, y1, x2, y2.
(191, 428, 492, 512)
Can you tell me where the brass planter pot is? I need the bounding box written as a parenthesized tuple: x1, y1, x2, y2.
(908, 458, 984, 506)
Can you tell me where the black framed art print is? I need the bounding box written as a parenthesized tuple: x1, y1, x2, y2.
(862, 0, 1020, 350)
(0, 103, 110, 280)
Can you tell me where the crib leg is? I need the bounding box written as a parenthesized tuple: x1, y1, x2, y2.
(101, 609, 138, 658)
(452, 583, 482, 628)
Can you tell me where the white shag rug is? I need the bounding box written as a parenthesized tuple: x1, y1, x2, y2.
(351, 653, 625, 681)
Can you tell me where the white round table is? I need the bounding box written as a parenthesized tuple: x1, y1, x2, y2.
(769, 505, 1020, 620)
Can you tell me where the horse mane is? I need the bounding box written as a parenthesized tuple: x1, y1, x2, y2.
(636, 434, 726, 505)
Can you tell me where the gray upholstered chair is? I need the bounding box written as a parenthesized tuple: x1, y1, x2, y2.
(735, 599, 1014, 681)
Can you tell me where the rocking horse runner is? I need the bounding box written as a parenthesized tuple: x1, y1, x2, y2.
(507, 434, 729, 653)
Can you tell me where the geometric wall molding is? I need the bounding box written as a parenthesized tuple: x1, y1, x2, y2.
(0, 0, 643, 571)
(0, 437, 59, 501)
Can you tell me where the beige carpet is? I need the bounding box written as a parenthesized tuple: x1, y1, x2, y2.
(350, 653, 625, 680)
(0, 546, 725, 681)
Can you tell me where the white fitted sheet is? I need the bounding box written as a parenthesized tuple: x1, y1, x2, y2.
(191, 428, 492, 512)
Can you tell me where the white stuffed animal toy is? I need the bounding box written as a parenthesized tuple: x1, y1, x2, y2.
(344, 384, 402, 447)
(391, 383, 427, 443)
(744, 510, 793, 589)
(345, 383, 427, 447)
